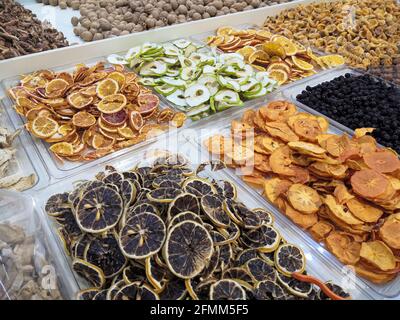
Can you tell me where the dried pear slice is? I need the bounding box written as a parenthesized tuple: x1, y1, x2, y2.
(359, 241, 396, 272)
(119, 212, 166, 259)
(287, 184, 322, 214)
(72, 258, 106, 288)
(324, 195, 363, 225)
(274, 244, 305, 276)
(75, 186, 123, 233)
(147, 187, 183, 203)
(182, 177, 216, 197)
(346, 198, 383, 223)
(164, 221, 213, 279)
(363, 150, 400, 173)
(379, 214, 400, 250)
(350, 169, 389, 199)
(246, 258, 277, 282)
(201, 194, 231, 228)
(209, 279, 246, 300)
(168, 192, 200, 218)
(276, 273, 312, 298)
(325, 232, 361, 265)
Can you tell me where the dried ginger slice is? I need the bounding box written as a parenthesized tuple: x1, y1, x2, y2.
(350, 169, 389, 199)
(346, 198, 383, 223)
(287, 183, 322, 214)
(284, 202, 318, 229)
(360, 241, 396, 272)
(379, 214, 400, 250)
(310, 220, 335, 242)
(263, 178, 292, 203)
(363, 150, 400, 173)
(325, 232, 361, 265)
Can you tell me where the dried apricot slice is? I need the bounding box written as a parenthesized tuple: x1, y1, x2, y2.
(360, 241, 396, 272)
(287, 184, 322, 214)
(31, 116, 59, 138)
(346, 198, 383, 223)
(325, 232, 361, 265)
(379, 214, 400, 250)
(350, 169, 389, 199)
(96, 78, 119, 99)
(97, 94, 127, 114)
(363, 150, 400, 173)
(72, 111, 96, 128)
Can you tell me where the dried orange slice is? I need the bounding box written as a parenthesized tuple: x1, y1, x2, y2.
(346, 198, 383, 223)
(363, 150, 400, 173)
(91, 133, 105, 149)
(67, 92, 93, 109)
(287, 184, 322, 214)
(49, 142, 74, 156)
(97, 94, 127, 114)
(101, 110, 127, 127)
(137, 94, 159, 116)
(45, 79, 69, 95)
(117, 127, 135, 139)
(72, 111, 96, 128)
(379, 214, 400, 250)
(272, 36, 297, 56)
(31, 116, 59, 138)
(325, 232, 361, 265)
(360, 241, 396, 272)
(58, 124, 74, 136)
(262, 42, 286, 59)
(291, 56, 314, 71)
(267, 69, 288, 85)
(107, 72, 125, 89)
(255, 29, 272, 40)
(248, 50, 269, 64)
(129, 111, 144, 131)
(318, 55, 345, 68)
(267, 62, 291, 74)
(217, 26, 234, 36)
(96, 78, 119, 99)
(237, 46, 256, 60)
(170, 112, 187, 128)
(351, 169, 389, 199)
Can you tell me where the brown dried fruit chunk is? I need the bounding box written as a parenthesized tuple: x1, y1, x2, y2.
(325, 232, 361, 265)
(346, 198, 383, 223)
(287, 184, 322, 214)
(360, 241, 396, 272)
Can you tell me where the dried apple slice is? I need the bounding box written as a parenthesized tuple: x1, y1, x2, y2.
(287, 184, 322, 214)
(325, 232, 361, 265)
(346, 198, 383, 223)
(360, 241, 396, 272)
(350, 169, 389, 199)
(363, 150, 400, 173)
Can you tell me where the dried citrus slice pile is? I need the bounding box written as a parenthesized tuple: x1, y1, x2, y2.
(206, 26, 344, 85)
(45, 153, 346, 300)
(8, 62, 186, 162)
(205, 99, 400, 284)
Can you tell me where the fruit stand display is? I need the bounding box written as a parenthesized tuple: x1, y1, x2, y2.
(0, 0, 400, 301)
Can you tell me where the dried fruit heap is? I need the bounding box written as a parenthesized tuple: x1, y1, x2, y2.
(45, 153, 348, 300)
(205, 100, 400, 284)
(263, 0, 400, 69)
(207, 26, 344, 85)
(0, 0, 68, 60)
(8, 62, 186, 162)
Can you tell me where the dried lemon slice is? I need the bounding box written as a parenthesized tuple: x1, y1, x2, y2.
(209, 279, 246, 300)
(360, 241, 396, 272)
(96, 78, 119, 99)
(49, 142, 74, 156)
(274, 243, 305, 276)
(292, 56, 314, 71)
(287, 184, 322, 214)
(31, 116, 59, 138)
(262, 42, 286, 58)
(72, 258, 106, 288)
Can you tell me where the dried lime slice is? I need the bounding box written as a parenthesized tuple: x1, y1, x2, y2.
(209, 279, 246, 300)
(274, 244, 306, 276)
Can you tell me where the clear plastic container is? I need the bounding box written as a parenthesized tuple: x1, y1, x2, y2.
(0, 190, 78, 300)
(188, 90, 399, 299)
(34, 135, 373, 299)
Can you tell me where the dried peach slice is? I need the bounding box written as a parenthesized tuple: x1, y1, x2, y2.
(309, 220, 335, 242)
(287, 183, 322, 214)
(379, 214, 400, 250)
(346, 198, 383, 223)
(284, 202, 318, 229)
(97, 94, 127, 114)
(263, 178, 292, 204)
(360, 241, 396, 272)
(324, 195, 363, 225)
(351, 169, 389, 199)
(363, 150, 400, 173)
(325, 232, 361, 265)
(72, 111, 96, 128)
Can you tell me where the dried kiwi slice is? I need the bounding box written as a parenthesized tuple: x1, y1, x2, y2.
(119, 212, 166, 259)
(113, 282, 159, 300)
(72, 258, 106, 288)
(201, 194, 231, 228)
(246, 258, 277, 282)
(75, 186, 123, 233)
(164, 220, 213, 279)
(168, 192, 200, 218)
(169, 211, 203, 228)
(182, 177, 216, 197)
(209, 279, 246, 300)
(274, 244, 306, 276)
(147, 187, 183, 203)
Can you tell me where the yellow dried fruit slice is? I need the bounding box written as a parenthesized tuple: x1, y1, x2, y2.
(217, 26, 234, 36)
(248, 50, 269, 64)
(117, 127, 135, 139)
(72, 111, 96, 128)
(360, 241, 396, 272)
(67, 92, 93, 109)
(291, 56, 314, 71)
(255, 29, 272, 40)
(107, 72, 125, 90)
(49, 142, 74, 156)
(346, 198, 383, 223)
(262, 42, 286, 59)
(272, 36, 298, 56)
(237, 46, 256, 60)
(31, 116, 59, 138)
(267, 69, 288, 85)
(170, 112, 187, 128)
(318, 55, 345, 68)
(287, 184, 322, 214)
(96, 78, 119, 99)
(45, 79, 69, 95)
(97, 94, 127, 114)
